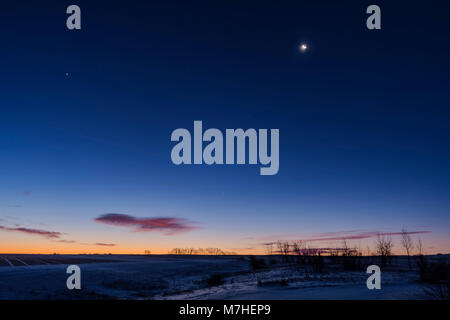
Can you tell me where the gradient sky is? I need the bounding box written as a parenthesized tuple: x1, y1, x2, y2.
(1, 1, 449, 254)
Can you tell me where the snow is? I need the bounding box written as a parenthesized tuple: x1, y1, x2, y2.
(0, 254, 439, 299)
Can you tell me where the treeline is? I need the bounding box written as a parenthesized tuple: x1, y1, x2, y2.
(264, 230, 427, 268)
(169, 248, 237, 255)
(264, 240, 363, 257)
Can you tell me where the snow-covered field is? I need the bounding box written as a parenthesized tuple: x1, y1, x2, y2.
(0, 254, 443, 300)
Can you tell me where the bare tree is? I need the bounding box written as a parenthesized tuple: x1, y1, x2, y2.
(206, 248, 224, 255)
(400, 228, 413, 269)
(292, 240, 306, 265)
(416, 237, 424, 256)
(264, 243, 273, 255)
(276, 241, 290, 262)
(329, 245, 340, 257)
(341, 240, 351, 256)
(292, 240, 305, 255)
(376, 234, 393, 266)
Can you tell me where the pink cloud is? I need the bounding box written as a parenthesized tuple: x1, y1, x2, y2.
(94, 213, 197, 235)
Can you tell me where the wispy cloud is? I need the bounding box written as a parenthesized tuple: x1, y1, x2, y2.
(95, 242, 116, 247)
(7, 205, 23, 208)
(23, 190, 32, 196)
(0, 225, 61, 239)
(309, 230, 366, 238)
(52, 239, 93, 246)
(94, 213, 197, 235)
(0, 221, 117, 248)
(55, 239, 76, 243)
(306, 230, 431, 242)
(260, 229, 431, 245)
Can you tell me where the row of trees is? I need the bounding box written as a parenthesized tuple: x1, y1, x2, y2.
(264, 240, 362, 257)
(377, 229, 425, 268)
(169, 248, 237, 255)
(264, 229, 425, 268)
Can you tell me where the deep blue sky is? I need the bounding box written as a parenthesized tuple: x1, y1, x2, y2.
(0, 1, 449, 253)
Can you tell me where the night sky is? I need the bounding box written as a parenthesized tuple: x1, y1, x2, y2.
(1, 1, 449, 254)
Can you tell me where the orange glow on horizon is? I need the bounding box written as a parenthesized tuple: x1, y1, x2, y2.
(2, 243, 449, 256)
